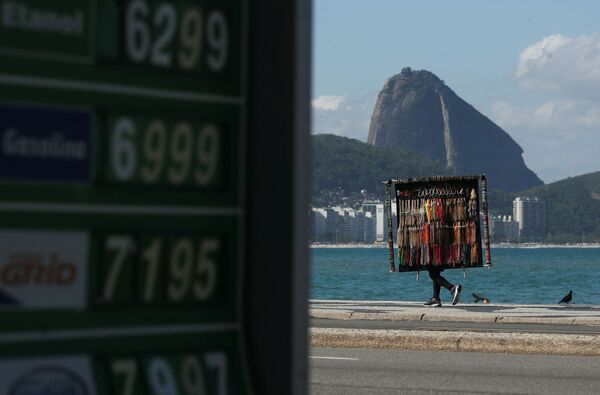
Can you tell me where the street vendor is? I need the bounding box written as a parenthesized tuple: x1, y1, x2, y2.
(387, 175, 491, 307)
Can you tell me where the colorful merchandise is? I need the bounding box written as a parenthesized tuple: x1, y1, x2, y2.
(386, 175, 491, 272)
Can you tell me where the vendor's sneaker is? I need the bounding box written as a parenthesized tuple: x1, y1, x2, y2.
(451, 285, 462, 305)
(424, 298, 442, 307)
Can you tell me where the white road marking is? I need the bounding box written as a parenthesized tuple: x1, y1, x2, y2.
(310, 356, 359, 361)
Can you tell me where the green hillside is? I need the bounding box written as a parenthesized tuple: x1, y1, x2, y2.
(515, 172, 600, 242)
(312, 134, 449, 203)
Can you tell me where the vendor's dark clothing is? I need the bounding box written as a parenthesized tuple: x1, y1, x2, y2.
(428, 266, 454, 300)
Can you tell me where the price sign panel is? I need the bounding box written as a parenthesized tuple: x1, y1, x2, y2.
(0, 0, 251, 393)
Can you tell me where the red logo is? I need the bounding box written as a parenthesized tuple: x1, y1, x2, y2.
(0, 253, 77, 286)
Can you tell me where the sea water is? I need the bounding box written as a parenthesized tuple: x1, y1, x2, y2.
(310, 247, 600, 305)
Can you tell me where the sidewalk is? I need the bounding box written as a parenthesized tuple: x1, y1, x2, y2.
(310, 299, 600, 325)
(309, 300, 600, 355)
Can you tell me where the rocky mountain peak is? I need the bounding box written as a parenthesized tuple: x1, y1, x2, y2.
(367, 68, 543, 192)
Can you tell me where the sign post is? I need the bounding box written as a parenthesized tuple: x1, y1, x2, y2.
(0, 0, 287, 393)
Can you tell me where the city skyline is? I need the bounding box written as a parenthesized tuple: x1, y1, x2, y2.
(311, 196, 546, 244)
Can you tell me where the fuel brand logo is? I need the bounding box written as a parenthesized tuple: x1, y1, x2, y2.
(0, 253, 77, 287)
(9, 366, 89, 395)
(0, 229, 88, 309)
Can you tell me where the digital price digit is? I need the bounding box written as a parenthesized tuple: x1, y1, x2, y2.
(140, 236, 163, 302)
(148, 356, 208, 395)
(109, 116, 220, 187)
(111, 358, 141, 395)
(148, 357, 180, 395)
(181, 356, 208, 395)
(99, 234, 220, 305)
(204, 352, 228, 395)
(125, 0, 229, 72)
(166, 238, 219, 302)
(102, 235, 136, 302)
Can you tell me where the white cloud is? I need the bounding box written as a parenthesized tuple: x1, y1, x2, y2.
(516, 34, 571, 78)
(490, 99, 600, 182)
(516, 34, 600, 98)
(491, 99, 600, 130)
(492, 33, 600, 182)
(312, 95, 347, 111)
(311, 93, 377, 141)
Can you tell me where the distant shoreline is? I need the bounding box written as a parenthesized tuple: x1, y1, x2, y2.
(310, 243, 600, 249)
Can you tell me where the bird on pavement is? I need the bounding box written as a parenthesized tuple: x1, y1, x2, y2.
(472, 293, 490, 304)
(559, 290, 573, 304)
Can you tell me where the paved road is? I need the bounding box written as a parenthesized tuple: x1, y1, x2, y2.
(311, 318, 600, 335)
(310, 347, 600, 394)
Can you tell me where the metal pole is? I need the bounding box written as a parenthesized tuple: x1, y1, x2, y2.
(481, 175, 492, 266)
(385, 181, 396, 272)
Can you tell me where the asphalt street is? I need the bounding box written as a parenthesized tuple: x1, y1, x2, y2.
(310, 347, 600, 394)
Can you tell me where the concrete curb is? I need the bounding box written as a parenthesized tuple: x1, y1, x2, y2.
(310, 327, 600, 356)
(309, 309, 600, 326)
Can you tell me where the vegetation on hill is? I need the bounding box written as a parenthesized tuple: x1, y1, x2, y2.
(487, 188, 514, 215)
(515, 172, 600, 243)
(312, 134, 449, 206)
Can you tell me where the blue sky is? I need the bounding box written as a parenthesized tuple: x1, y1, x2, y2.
(312, 0, 600, 183)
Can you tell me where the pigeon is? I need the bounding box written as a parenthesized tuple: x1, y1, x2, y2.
(559, 290, 573, 304)
(472, 293, 490, 304)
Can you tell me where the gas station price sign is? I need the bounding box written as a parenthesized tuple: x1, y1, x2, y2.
(0, 0, 249, 393)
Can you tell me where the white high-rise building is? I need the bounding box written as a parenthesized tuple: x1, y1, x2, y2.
(340, 208, 357, 242)
(491, 215, 519, 243)
(513, 197, 546, 243)
(355, 211, 367, 243)
(324, 207, 339, 242)
(354, 211, 376, 243)
(362, 202, 383, 242)
(376, 204, 385, 242)
(362, 201, 396, 243)
(310, 208, 327, 242)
